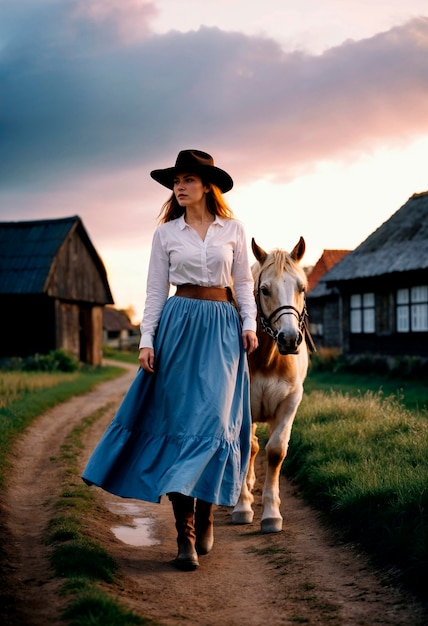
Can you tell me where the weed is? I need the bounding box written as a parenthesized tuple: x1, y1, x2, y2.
(62, 589, 158, 625)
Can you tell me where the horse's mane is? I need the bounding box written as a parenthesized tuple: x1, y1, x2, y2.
(252, 248, 307, 286)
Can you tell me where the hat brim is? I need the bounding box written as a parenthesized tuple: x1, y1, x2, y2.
(150, 165, 233, 193)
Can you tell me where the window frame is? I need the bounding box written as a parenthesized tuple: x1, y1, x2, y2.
(350, 292, 375, 334)
(397, 286, 428, 333)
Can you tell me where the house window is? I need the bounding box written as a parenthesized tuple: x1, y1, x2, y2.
(309, 322, 323, 336)
(350, 293, 375, 333)
(397, 286, 428, 332)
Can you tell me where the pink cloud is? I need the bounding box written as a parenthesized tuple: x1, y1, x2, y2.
(72, 0, 158, 43)
(217, 18, 428, 184)
(1, 8, 427, 218)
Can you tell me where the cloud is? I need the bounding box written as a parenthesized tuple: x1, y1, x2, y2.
(1, 2, 427, 212)
(71, 0, 158, 43)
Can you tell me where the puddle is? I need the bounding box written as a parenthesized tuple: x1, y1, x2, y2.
(107, 500, 161, 547)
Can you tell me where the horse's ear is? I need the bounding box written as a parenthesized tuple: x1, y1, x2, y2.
(290, 236, 306, 262)
(252, 238, 268, 264)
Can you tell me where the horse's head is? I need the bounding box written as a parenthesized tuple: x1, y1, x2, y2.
(252, 237, 307, 355)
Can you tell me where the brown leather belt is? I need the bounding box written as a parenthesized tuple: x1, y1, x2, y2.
(175, 284, 231, 302)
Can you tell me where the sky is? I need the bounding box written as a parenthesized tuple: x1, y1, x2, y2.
(1, 0, 428, 322)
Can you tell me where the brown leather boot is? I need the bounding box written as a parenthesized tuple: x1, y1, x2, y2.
(169, 493, 199, 571)
(195, 499, 214, 555)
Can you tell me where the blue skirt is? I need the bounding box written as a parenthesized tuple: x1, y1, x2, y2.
(82, 296, 252, 506)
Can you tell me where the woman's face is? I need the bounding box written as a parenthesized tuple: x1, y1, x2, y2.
(173, 173, 209, 209)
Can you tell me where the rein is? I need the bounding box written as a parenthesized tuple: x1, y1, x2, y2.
(256, 269, 316, 352)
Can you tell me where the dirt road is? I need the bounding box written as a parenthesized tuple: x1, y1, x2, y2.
(1, 362, 427, 625)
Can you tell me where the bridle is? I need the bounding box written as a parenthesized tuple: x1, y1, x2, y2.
(256, 269, 308, 342)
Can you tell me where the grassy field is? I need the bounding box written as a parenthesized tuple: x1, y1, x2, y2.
(282, 369, 428, 596)
(0, 364, 125, 489)
(0, 370, 78, 408)
(304, 369, 428, 412)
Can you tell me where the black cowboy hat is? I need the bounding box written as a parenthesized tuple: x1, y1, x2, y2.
(150, 149, 233, 193)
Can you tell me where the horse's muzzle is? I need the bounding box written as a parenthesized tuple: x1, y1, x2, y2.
(276, 330, 303, 355)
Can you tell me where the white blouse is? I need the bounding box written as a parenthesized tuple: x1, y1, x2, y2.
(139, 215, 257, 349)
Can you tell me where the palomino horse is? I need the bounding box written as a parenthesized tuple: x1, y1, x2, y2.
(232, 236, 312, 533)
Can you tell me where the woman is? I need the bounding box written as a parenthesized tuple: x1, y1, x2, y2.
(82, 149, 258, 571)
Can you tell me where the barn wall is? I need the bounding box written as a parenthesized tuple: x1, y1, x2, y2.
(79, 306, 103, 365)
(54, 301, 103, 365)
(91, 306, 103, 365)
(54, 300, 80, 360)
(47, 231, 111, 304)
(0, 295, 105, 363)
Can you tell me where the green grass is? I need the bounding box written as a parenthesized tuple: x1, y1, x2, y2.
(62, 591, 155, 626)
(45, 404, 161, 625)
(0, 371, 77, 408)
(102, 346, 139, 364)
(284, 376, 428, 595)
(304, 369, 428, 413)
(0, 365, 124, 490)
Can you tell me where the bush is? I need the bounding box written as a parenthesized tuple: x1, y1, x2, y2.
(309, 348, 346, 373)
(309, 349, 428, 380)
(0, 350, 80, 373)
(388, 355, 428, 380)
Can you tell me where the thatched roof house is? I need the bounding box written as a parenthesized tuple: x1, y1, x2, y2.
(325, 191, 428, 283)
(318, 192, 428, 357)
(0, 216, 114, 364)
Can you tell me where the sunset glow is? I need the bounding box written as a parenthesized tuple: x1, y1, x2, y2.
(1, 1, 427, 322)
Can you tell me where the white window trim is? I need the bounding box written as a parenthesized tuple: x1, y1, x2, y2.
(350, 292, 375, 334)
(397, 286, 428, 333)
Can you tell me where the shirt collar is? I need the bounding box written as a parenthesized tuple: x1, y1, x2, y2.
(178, 214, 224, 230)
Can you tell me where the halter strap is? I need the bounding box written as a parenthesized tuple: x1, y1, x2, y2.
(256, 270, 316, 351)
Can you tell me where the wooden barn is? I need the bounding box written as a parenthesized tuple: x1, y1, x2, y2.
(306, 249, 351, 349)
(313, 191, 428, 357)
(0, 216, 114, 365)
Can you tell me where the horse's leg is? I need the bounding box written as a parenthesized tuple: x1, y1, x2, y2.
(261, 393, 302, 533)
(246, 422, 259, 492)
(232, 423, 259, 524)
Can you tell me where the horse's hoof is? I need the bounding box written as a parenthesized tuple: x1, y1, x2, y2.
(261, 517, 283, 533)
(231, 510, 254, 525)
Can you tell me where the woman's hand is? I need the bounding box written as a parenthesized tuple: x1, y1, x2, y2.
(139, 347, 155, 373)
(242, 330, 258, 355)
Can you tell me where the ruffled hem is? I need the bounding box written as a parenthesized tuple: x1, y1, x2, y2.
(82, 420, 246, 507)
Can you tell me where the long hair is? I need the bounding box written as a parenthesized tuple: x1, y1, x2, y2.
(158, 180, 234, 224)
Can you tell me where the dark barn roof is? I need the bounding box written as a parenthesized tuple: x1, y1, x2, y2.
(0, 215, 113, 301)
(323, 191, 428, 284)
